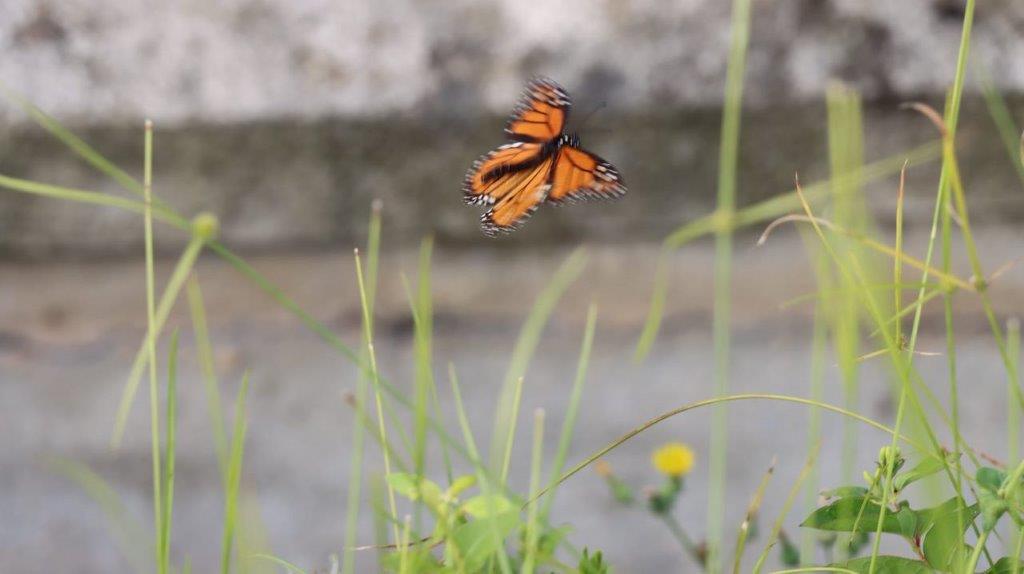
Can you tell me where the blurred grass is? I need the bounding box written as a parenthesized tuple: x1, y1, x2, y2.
(4, 1, 1024, 566)
(707, 0, 752, 568)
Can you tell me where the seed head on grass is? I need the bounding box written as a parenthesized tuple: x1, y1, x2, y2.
(192, 212, 220, 242)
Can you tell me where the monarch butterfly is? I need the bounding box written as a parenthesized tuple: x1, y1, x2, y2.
(463, 77, 626, 236)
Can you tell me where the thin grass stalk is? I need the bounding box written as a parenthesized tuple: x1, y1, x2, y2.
(221, 373, 250, 574)
(939, 112, 968, 567)
(1010, 318, 1022, 466)
(752, 445, 819, 573)
(1010, 317, 1022, 566)
(978, 66, 1024, 189)
(522, 409, 546, 574)
(789, 181, 955, 573)
(113, 232, 206, 447)
(186, 276, 229, 479)
(354, 248, 400, 546)
(530, 393, 934, 506)
(342, 203, 382, 574)
(499, 377, 526, 485)
(540, 303, 597, 522)
(448, 366, 514, 574)
(489, 249, 587, 480)
(142, 119, 165, 574)
(634, 142, 941, 361)
(413, 237, 435, 536)
(708, 0, 752, 567)
(160, 331, 180, 572)
(732, 460, 775, 574)
(800, 290, 828, 564)
(824, 87, 865, 540)
(48, 459, 152, 571)
(1012, 524, 1024, 574)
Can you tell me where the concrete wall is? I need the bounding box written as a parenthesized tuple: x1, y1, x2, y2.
(2, 0, 1023, 126)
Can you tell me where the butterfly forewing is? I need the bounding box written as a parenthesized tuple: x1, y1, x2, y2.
(464, 142, 547, 205)
(505, 77, 571, 143)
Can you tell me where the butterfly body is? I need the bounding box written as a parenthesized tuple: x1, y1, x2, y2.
(464, 77, 626, 236)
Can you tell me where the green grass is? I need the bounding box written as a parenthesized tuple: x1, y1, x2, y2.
(5, 1, 1024, 570)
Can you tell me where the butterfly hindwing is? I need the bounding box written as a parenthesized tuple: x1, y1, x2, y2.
(505, 77, 571, 143)
(547, 146, 626, 204)
(480, 158, 554, 236)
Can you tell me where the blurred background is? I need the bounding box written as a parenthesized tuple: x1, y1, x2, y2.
(2, 0, 1023, 571)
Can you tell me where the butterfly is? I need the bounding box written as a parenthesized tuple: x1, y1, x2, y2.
(463, 77, 626, 236)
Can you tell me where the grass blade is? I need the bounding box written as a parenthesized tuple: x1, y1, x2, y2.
(221, 373, 251, 574)
(342, 201, 382, 574)
(160, 330, 180, 573)
(708, 0, 753, 567)
(186, 276, 229, 480)
(540, 303, 597, 522)
(142, 120, 165, 574)
(522, 409, 546, 574)
(489, 249, 588, 480)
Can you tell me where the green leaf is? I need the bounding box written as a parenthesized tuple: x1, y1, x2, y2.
(984, 557, 1024, 574)
(834, 556, 936, 573)
(801, 496, 915, 537)
(386, 473, 420, 499)
(446, 475, 476, 499)
(920, 498, 978, 571)
(460, 495, 517, 518)
(977, 487, 1008, 532)
(578, 548, 609, 574)
(822, 486, 870, 499)
(893, 454, 954, 492)
(450, 511, 519, 571)
(385, 473, 445, 514)
(379, 548, 444, 573)
(977, 467, 1007, 493)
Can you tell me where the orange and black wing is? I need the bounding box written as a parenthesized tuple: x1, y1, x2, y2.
(505, 77, 571, 143)
(546, 146, 626, 203)
(478, 157, 555, 236)
(464, 141, 547, 205)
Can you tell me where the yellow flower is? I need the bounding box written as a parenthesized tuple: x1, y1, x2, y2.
(652, 442, 695, 477)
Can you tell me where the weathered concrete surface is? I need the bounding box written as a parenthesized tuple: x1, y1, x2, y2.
(2, 230, 1023, 572)
(2, 0, 1023, 126)
(2, 98, 1023, 257)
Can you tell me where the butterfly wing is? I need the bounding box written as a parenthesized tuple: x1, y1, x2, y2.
(505, 77, 571, 143)
(547, 146, 627, 203)
(479, 157, 555, 236)
(464, 142, 547, 205)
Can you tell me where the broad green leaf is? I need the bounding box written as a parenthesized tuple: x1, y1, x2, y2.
(893, 454, 954, 492)
(977, 467, 1007, 493)
(822, 486, 870, 499)
(920, 498, 978, 571)
(460, 495, 517, 518)
(984, 557, 1024, 574)
(978, 487, 1008, 532)
(802, 496, 916, 537)
(450, 511, 519, 571)
(835, 556, 936, 573)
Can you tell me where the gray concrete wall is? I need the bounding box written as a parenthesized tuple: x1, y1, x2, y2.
(2, 0, 1023, 127)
